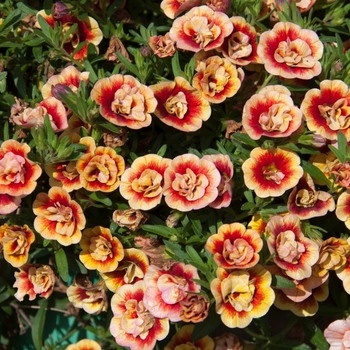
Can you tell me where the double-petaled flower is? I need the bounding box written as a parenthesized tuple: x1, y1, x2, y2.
(257, 22, 323, 79)
(66, 339, 101, 350)
(160, 0, 202, 19)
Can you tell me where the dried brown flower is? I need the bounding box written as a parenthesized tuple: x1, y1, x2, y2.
(180, 293, 210, 323)
(112, 209, 149, 231)
(103, 129, 128, 148)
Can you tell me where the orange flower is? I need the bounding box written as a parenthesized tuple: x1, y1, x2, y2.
(257, 22, 323, 79)
(206, 222, 263, 269)
(79, 226, 124, 273)
(148, 32, 177, 58)
(210, 265, 275, 328)
(33, 187, 86, 246)
(301, 80, 350, 141)
(192, 55, 241, 103)
(242, 147, 303, 198)
(36, 10, 103, 61)
(66, 339, 101, 350)
(0, 140, 42, 215)
(0, 224, 35, 268)
(150, 77, 211, 132)
(90, 74, 157, 129)
(242, 85, 303, 140)
(120, 154, 171, 210)
(110, 280, 169, 350)
(163, 154, 221, 211)
(169, 5, 233, 52)
(335, 190, 350, 229)
(160, 0, 202, 19)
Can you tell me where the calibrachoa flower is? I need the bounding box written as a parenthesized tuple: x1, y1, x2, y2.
(163, 153, 221, 211)
(79, 226, 124, 273)
(33, 187, 86, 246)
(324, 315, 350, 350)
(336, 253, 350, 294)
(164, 324, 214, 350)
(66, 339, 101, 350)
(257, 22, 323, 79)
(112, 208, 149, 231)
(13, 263, 56, 301)
(242, 85, 303, 140)
(179, 293, 210, 323)
(309, 150, 339, 186)
(160, 0, 202, 19)
(336, 190, 350, 229)
(169, 5, 233, 52)
(110, 280, 169, 350)
(210, 265, 275, 328)
(301, 80, 350, 141)
(143, 262, 201, 322)
(90, 74, 157, 129)
(332, 162, 350, 189)
(0, 140, 42, 215)
(120, 154, 171, 210)
(206, 222, 263, 269)
(214, 333, 244, 350)
(265, 214, 320, 280)
(192, 55, 241, 104)
(150, 76, 211, 132)
(148, 32, 177, 58)
(0, 224, 35, 268)
(242, 147, 303, 198)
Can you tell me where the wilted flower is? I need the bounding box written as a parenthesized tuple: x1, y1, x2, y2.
(13, 263, 56, 301)
(257, 22, 323, 79)
(150, 77, 211, 132)
(0, 224, 35, 268)
(66, 339, 101, 350)
(148, 33, 177, 58)
(160, 0, 202, 19)
(33, 187, 86, 246)
(331, 162, 350, 189)
(214, 333, 244, 350)
(324, 315, 350, 350)
(206, 0, 230, 12)
(179, 293, 210, 323)
(112, 208, 149, 231)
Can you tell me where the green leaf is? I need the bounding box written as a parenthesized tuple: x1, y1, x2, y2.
(32, 299, 48, 350)
(192, 309, 221, 342)
(17, 2, 38, 15)
(55, 248, 69, 282)
(302, 319, 329, 350)
(231, 133, 259, 147)
(301, 160, 332, 189)
(97, 121, 121, 134)
(89, 192, 113, 206)
(186, 246, 205, 267)
(171, 51, 183, 78)
(329, 144, 345, 163)
(164, 240, 189, 261)
(157, 144, 167, 157)
(83, 60, 98, 84)
(142, 224, 177, 239)
(13, 66, 26, 98)
(116, 53, 141, 79)
(271, 275, 296, 289)
(37, 14, 54, 40)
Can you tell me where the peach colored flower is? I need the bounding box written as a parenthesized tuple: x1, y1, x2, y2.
(0, 224, 35, 268)
(36, 10, 103, 61)
(110, 280, 169, 350)
(90, 74, 157, 129)
(112, 208, 149, 231)
(324, 315, 350, 350)
(206, 222, 263, 269)
(211, 265, 275, 328)
(179, 293, 210, 323)
(257, 22, 323, 79)
(100, 248, 149, 293)
(66, 339, 101, 350)
(163, 154, 221, 211)
(309, 150, 339, 186)
(331, 162, 350, 189)
(287, 172, 335, 220)
(242, 147, 303, 198)
(148, 33, 177, 58)
(301, 80, 350, 141)
(0, 140, 42, 215)
(192, 56, 241, 104)
(120, 154, 171, 210)
(336, 190, 350, 229)
(13, 263, 56, 301)
(150, 77, 211, 132)
(219, 16, 262, 66)
(265, 214, 320, 280)
(79, 226, 124, 273)
(169, 5, 233, 52)
(33, 187, 86, 246)
(161, 0, 202, 19)
(336, 253, 350, 294)
(143, 262, 201, 322)
(242, 85, 303, 140)
(164, 324, 214, 350)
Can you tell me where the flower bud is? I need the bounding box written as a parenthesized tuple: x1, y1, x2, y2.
(52, 1, 70, 19)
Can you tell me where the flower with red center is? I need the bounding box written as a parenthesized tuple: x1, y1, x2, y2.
(242, 85, 303, 140)
(287, 172, 335, 220)
(13, 263, 56, 301)
(211, 265, 275, 328)
(148, 32, 177, 58)
(335, 190, 350, 229)
(163, 154, 221, 211)
(100, 248, 149, 292)
(242, 147, 303, 198)
(160, 0, 202, 19)
(110, 280, 169, 350)
(247, 214, 268, 234)
(164, 324, 214, 350)
(257, 22, 323, 79)
(324, 315, 350, 350)
(219, 16, 262, 66)
(41, 65, 90, 99)
(90, 74, 157, 129)
(265, 214, 320, 280)
(36, 10, 103, 61)
(66, 339, 101, 350)
(202, 154, 234, 209)
(150, 77, 211, 132)
(206, 222, 263, 269)
(0, 140, 42, 215)
(301, 80, 350, 141)
(143, 262, 201, 322)
(79, 226, 124, 273)
(169, 5, 233, 52)
(192, 56, 241, 104)
(0, 224, 35, 268)
(120, 154, 171, 210)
